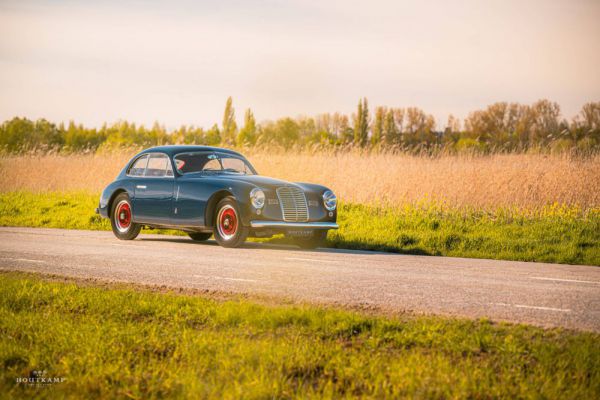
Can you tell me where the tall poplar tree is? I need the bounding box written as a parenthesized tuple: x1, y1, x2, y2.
(371, 106, 385, 146)
(353, 98, 369, 146)
(221, 96, 237, 145)
(236, 109, 257, 146)
(383, 108, 399, 146)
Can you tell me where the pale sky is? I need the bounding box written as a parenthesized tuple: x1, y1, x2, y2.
(1, 0, 599, 129)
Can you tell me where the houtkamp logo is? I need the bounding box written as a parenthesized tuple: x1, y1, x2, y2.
(16, 370, 66, 387)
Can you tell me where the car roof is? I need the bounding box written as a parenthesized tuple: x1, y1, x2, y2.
(139, 145, 244, 158)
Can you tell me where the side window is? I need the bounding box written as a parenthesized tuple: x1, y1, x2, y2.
(175, 159, 186, 172)
(221, 157, 251, 174)
(145, 154, 170, 177)
(128, 155, 148, 177)
(202, 159, 221, 171)
(174, 152, 214, 174)
(166, 160, 174, 176)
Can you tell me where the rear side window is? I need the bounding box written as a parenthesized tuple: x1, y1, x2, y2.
(145, 153, 172, 177)
(128, 155, 148, 176)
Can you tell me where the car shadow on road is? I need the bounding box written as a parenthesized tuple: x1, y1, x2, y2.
(137, 236, 430, 257)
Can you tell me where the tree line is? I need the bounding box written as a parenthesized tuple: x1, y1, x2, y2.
(0, 97, 598, 154)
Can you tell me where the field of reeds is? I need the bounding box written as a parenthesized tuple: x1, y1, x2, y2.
(1, 150, 598, 265)
(1, 150, 599, 210)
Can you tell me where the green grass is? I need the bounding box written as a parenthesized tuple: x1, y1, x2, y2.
(1, 272, 598, 399)
(1, 191, 599, 265)
(329, 202, 600, 265)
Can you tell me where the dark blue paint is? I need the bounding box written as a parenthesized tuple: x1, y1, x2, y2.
(98, 145, 337, 233)
(132, 177, 174, 224)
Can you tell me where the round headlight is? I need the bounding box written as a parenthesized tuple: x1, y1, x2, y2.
(322, 190, 337, 211)
(250, 188, 265, 209)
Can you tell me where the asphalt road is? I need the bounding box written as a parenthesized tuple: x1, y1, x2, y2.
(1, 227, 599, 332)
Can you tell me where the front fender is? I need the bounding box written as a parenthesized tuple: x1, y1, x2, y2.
(294, 182, 331, 194)
(198, 179, 257, 227)
(293, 182, 337, 222)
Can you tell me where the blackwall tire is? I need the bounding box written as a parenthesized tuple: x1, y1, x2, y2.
(110, 193, 142, 240)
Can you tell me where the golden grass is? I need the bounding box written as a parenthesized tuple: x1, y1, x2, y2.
(1, 150, 598, 210)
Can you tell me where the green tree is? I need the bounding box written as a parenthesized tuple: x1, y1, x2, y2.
(221, 96, 237, 146)
(297, 117, 317, 146)
(206, 124, 221, 146)
(371, 106, 385, 146)
(442, 114, 462, 149)
(275, 118, 300, 149)
(353, 98, 369, 147)
(337, 114, 353, 145)
(569, 101, 600, 148)
(404, 107, 436, 149)
(383, 109, 399, 146)
(257, 118, 300, 149)
(0, 117, 63, 152)
(530, 99, 561, 145)
(236, 109, 257, 147)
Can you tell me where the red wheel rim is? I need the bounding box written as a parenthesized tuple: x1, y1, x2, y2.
(115, 201, 131, 231)
(219, 207, 237, 237)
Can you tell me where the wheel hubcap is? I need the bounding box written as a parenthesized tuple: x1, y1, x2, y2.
(115, 200, 132, 233)
(217, 205, 237, 240)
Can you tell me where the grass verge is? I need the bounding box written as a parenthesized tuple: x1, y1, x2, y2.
(1, 272, 599, 399)
(0, 191, 598, 265)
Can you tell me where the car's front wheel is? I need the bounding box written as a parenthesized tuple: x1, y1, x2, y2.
(293, 230, 328, 249)
(212, 197, 249, 248)
(110, 193, 142, 240)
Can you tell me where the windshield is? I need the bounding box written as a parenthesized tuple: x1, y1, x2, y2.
(173, 152, 256, 175)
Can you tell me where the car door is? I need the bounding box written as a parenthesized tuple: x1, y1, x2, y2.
(171, 152, 217, 227)
(126, 154, 148, 222)
(133, 153, 174, 225)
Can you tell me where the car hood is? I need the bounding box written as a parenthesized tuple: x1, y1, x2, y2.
(180, 173, 330, 195)
(214, 174, 297, 189)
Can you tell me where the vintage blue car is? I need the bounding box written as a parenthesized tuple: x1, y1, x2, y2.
(97, 145, 338, 248)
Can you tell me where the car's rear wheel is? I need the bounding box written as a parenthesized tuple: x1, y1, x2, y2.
(110, 193, 141, 240)
(213, 197, 248, 248)
(188, 232, 212, 242)
(293, 230, 328, 249)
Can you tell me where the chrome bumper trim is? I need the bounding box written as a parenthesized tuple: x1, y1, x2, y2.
(250, 221, 339, 229)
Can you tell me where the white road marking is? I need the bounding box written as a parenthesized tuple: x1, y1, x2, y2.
(514, 304, 571, 312)
(531, 276, 600, 285)
(193, 274, 257, 283)
(0, 257, 47, 264)
(285, 257, 338, 264)
(491, 302, 571, 313)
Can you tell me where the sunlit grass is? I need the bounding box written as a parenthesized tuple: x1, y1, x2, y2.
(328, 202, 600, 265)
(0, 272, 598, 399)
(1, 191, 598, 265)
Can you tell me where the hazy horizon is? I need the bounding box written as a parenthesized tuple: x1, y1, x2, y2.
(1, 0, 599, 130)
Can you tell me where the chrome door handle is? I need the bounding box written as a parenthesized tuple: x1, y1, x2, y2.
(136, 185, 147, 189)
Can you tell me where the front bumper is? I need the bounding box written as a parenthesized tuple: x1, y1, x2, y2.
(250, 221, 339, 229)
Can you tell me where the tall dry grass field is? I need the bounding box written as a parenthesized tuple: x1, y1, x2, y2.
(1, 151, 598, 210)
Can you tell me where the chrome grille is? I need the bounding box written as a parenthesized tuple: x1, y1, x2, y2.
(276, 186, 309, 222)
